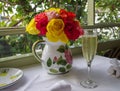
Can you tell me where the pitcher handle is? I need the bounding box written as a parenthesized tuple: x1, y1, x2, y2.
(32, 40, 45, 62)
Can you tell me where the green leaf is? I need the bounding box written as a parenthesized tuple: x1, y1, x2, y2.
(68, 0, 71, 3)
(8, 7, 13, 13)
(59, 67, 66, 73)
(57, 45, 65, 53)
(66, 64, 72, 69)
(47, 58, 52, 67)
(57, 56, 67, 65)
(49, 69, 58, 73)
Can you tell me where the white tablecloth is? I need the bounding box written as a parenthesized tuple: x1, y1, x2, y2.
(1, 55, 120, 91)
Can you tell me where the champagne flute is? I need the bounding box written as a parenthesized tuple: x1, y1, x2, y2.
(80, 29, 98, 88)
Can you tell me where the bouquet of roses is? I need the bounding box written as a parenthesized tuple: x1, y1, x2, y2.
(26, 8, 83, 43)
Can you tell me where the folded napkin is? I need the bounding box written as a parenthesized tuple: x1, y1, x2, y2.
(108, 58, 120, 78)
(50, 80, 72, 91)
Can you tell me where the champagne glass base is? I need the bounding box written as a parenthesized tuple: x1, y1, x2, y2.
(80, 80, 98, 89)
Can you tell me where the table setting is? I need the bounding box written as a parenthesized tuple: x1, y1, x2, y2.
(0, 55, 120, 91)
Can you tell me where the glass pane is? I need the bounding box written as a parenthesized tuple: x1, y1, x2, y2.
(74, 26, 120, 47)
(94, 0, 120, 41)
(0, 34, 40, 58)
(95, 0, 120, 24)
(97, 27, 120, 42)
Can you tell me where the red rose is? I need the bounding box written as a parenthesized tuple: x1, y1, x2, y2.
(35, 12, 48, 35)
(60, 9, 68, 19)
(64, 20, 83, 40)
(67, 11, 76, 19)
(35, 12, 47, 22)
(60, 9, 76, 20)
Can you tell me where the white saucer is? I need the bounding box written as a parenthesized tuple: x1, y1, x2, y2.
(0, 68, 23, 89)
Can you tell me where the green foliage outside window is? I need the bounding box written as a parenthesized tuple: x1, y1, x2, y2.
(95, 0, 120, 41)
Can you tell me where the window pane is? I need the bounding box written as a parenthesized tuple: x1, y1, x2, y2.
(0, 34, 40, 58)
(95, 0, 120, 24)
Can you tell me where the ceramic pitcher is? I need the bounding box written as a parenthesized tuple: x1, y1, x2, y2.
(32, 39, 73, 74)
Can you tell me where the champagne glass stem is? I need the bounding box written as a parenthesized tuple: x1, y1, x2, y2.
(87, 62, 92, 83)
(80, 60, 97, 88)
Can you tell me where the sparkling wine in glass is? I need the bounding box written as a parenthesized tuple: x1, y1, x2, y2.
(80, 29, 98, 88)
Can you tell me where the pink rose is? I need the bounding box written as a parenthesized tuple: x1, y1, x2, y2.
(53, 56, 58, 62)
(64, 50, 72, 64)
(46, 11, 59, 21)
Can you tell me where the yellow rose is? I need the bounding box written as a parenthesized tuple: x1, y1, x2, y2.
(47, 19, 64, 35)
(26, 18, 39, 35)
(46, 19, 68, 43)
(59, 33, 69, 43)
(46, 32, 58, 42)
(46, 32, 68, 43)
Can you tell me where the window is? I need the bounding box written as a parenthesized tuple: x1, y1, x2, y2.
(0, 0, 120, 67)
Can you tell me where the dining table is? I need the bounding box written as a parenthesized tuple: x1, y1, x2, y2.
(1, 55, 120, 91)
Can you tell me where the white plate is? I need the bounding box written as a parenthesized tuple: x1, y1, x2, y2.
(0, 68, 23, 89)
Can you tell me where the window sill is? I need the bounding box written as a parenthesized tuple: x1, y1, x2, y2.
(0, 53, 39, 67)
(1, 39, 120, 68)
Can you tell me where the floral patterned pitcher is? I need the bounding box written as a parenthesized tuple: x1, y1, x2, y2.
(32, 39, 73, 74)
